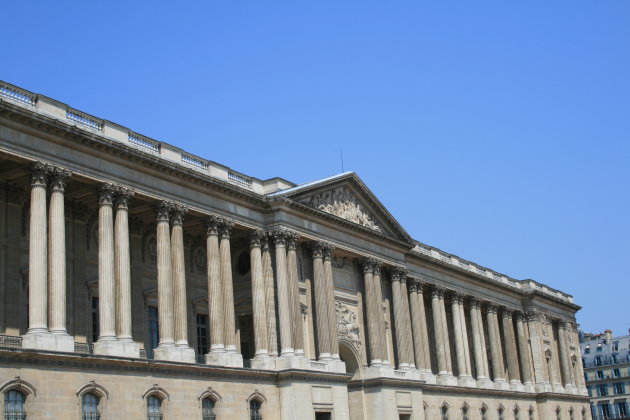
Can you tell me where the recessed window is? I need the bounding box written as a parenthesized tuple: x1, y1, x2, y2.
(440, 405, 449, 420)
(4, 390, 26, 420)
(81, 392, 100, 420)
(147, 395, 162, 420)
(597, 370, 604, 379)
(595, 356, 602, 366)
(196, 314, 209, 362)
(614, 382, 625, 394)
(237, 251, 251, 275)
(202, 397, 215, 420)
(315, 413, 332, 420)
(146, 306, 159, 359)
(250, 399, 262, 420)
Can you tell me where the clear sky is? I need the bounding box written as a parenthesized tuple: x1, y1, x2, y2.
(2, 2, 629, 335)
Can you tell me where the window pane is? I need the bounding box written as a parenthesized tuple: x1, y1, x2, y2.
(147, 395, 162, 420)
(202, 397, 215, 420)
(250, 400, 262, 420)
(82, 392, 100, 420)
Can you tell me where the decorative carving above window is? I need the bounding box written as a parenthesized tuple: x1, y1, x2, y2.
(300, 187, 382, 232)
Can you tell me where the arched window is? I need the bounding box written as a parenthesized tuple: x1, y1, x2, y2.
(4, 390, 26, 420)
(480, 405, 488, 420)
(147, 395, 162, 420)
(514, 406, 520, 420)
(556, 407, 561, 420)
(202, 397, 216, 420)
(250, 399, 262, 420)
(498, 406, 505, 420)
(462, 405, 469, 420)
(528, 407, 535, 420)
(81, 392, 100, 420)
(569, 408, 574, 420)
(441, 404, 449, 420)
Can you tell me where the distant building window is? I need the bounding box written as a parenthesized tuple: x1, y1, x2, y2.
(586, 386, 592, 397)
(202, 397, 216, 420)
(481, 406, 488, 420)
(440, 405, 449, 420)
(597, 370, 604, 379)
(498, 407, 504, 420)
(617, 402, 628, 418)
(613, 341, 619, 351)
(147, 395, 162, 420)
(528, 408, 535, 420)
(585, 345, 590, 354)
(597, 384, 608, 397)
(595, 356, 602, 366)
(613, 382, 625, 394)
(81, 392, 100, 420)
(613, 368, 620, 377)
(597, 343, 603, 351)
(4, 390, 26, 420)
(599, 403, 611, 419)
(612, 354, 618, 363)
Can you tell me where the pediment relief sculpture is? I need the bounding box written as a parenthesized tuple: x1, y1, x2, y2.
(300, 186, 382, 232)
(336, 302, 362, 351)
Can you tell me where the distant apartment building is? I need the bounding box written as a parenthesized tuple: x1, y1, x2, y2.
(581, 329, 630, 419)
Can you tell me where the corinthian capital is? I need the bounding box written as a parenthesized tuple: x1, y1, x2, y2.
(270, 227, 296, 247)
(114, 186, 134, 209)
(170, 203, 188, 226)
(249, 229, 266, 248)
(48, 166, 72, 192)
(389, 266, 407, 282)
(97, 182, 117, 206)
(31, 161, 51, 187)
(154, 200, 173, 222)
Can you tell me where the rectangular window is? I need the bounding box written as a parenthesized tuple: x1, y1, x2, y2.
(585, 345, 590, 354)
(596, 356, 602, 366)
(600, 403, 610, 418)
(597, 343, 603, 351)
(586, 386, 592, 397)
(598, 384, 608, 397)
(614, 382, 625, 394)
(612, 354, 618, 363)
(196, 314, 209, 362)
(613, 368, 620, 377)
(613, 341, 619, 351)
(91, 297, 99, 343)
(617, 402, 628, 417)
(597, 370, 604, 379)
(315, 413, 332, 420)
(146, 306, 159, 359)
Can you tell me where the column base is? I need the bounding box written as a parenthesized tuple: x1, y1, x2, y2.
(509, 380, 525, 392)
(364, 365, 396, 379)
(93, 339, 140, 358)
(421, 371, 437, 384)
(205, 351, 244, 367)
(523, 382, 536, 393)
(274, 354, 312, 370)
(22, 331, 74, 353)
(250, 355, 277, 370)
(493, 378, 511, 390)
(552, 382, 565, 393)
(535, 381, 553, 393)
(437, 373, 458, 386)
(564, 384, 578, 394)
(457, 375, 477, 388)
(153, 345, 195, 363)
(578, 386, 588, 396)
(476, 377, 495, 389)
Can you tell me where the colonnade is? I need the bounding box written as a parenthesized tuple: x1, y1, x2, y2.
(18, 161, 586, 393)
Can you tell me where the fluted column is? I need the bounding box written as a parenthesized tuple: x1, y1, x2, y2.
(469, 298, 490, 383)
(399, 275, 415, 368)
(515, 312, 534, 387)
(26, 162, 49, 334)
(557, 321, 573, 390)
(501, 309, 522, 387)
(525, 310, 552, 391)
(286, 232, 305, 356)
(452, 293, 473, 385)
(486, 304, 507, 386)
(431, 286, 448, 375)
(250, 230, 269, 357)
(273, 229, 293, 355)
(409, 280, 431, 373)
(322, 244, 339, 359)
(313, 242, 331, 359)
(171, 204, 190, 348)
(439, 288, 453, 374)
(390, 267, 413, 369)
(262, 236, 278, 357)
(372, 261, 389, 365)
(362, 259, 381, 366)
(114, 187, 134, 341)
(458, 296, 473, 379)
(205, 216, 224, 353)
(97, 184, 117, 342)
(219, 219, 237, 353)
(48, 167, 71, 335)
(155, 201, 174, 348)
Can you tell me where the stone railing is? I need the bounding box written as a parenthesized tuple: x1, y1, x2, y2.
(0, 80, 295, 196)
(411, 242, 574, 303)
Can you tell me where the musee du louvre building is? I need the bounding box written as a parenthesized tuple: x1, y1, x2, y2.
(0, 80, 590, 420)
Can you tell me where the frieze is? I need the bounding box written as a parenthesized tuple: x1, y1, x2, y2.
(300, 186, 382, 232)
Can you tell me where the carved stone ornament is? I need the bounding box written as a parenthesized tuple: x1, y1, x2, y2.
(300, 186, 382, 232)
(336, 301, 362, 351)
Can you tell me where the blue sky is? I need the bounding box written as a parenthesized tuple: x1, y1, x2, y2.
(3, 2, 629, 335)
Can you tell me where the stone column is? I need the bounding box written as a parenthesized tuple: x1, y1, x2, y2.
(97, 184, 117, 343)
(390, 267, 413, 369)
(458, 296, 473, 380)
(515, 312, 534, 390)
(155, 201, 175, 349)
(219, 219, 237, 354)
(525, 310, 552, 392)
(26, 163, 49, 336)
(114, 188, 134, 342)
(273, 229, 294, 356)
(372, 261, 389, 365)
(262, 235, 278, 357)
(431, 286, 449, 377)
(205, 216, 224, 355)
(438, 288, 453, 375)
(313, 242, 330, 360)
(249, 230, 269, 359)
(322, 244, 339, 360)
(501, 309, 522, 389)
(557, 321, 574, 392)
(469, 298, 491, 387)
(409, 280, 431, 374)
(286, 232, 305, 356)
(486, 303, 508, 388)
(47, 167, 71, 337)
(170, 204, 195, 362)
(452, 293, 474, 386)
(398, 275, 415, 369)
(362, 259, 381, 366)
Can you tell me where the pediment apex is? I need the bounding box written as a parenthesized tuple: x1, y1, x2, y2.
(269, 172, 413, 245)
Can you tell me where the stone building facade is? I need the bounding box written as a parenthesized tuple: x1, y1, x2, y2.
(581, 329, 630, 419)
(0, 80, 590, 419)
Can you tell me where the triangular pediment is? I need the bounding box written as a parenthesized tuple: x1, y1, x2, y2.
(269, 172, 413, 246)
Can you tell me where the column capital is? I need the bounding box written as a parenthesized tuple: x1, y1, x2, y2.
(218, 217, 234, 238)
(98, 183, 117, 206)
(312, 241, 326, 258)
(270, 227, 297, 247)
(430, 284, 446, 298)
(500, 307, 515, 319)
(486, 302, 500, 314)
(30, 161, 52, 187)
(170, 203, 188, 226)
(514, 310, 526, 322)
(469, 296, 483, 308)
(371, 259, 383, 274)
(48, 166, 72, 192)
(204, 215, 223, 236)
(407, 278, 419, 292)
(154, 200, 173, 222)
(285, 230, 300, 250)
(114, 186, 135, 209)
(360, 257, 375, 273)
(389, 266, 407, 282)
(249, 229, 266, 248)
(322, 242, 335, 260)
(525, 309, 545, 322)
